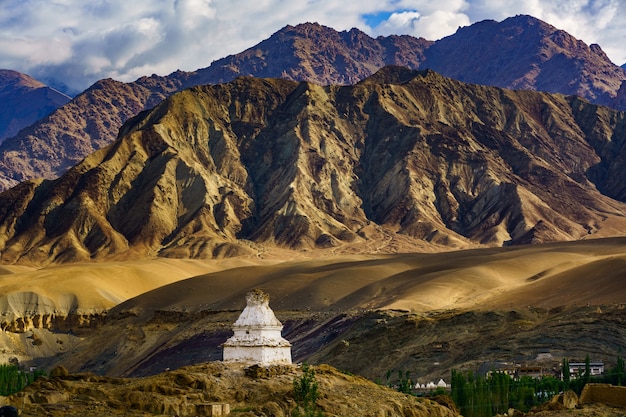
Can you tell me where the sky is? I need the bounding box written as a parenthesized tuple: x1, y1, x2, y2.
(1, 0, 625, 95)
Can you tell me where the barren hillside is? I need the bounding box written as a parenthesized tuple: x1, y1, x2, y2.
(2, 68, 626, 264)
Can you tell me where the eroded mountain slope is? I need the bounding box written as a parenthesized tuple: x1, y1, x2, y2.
(0, 75, 189, 189)
(2, 68, 626, 264)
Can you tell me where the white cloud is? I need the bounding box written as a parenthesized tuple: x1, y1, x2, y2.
(375, 10, 471, 40)
(0, 0, 624, 95)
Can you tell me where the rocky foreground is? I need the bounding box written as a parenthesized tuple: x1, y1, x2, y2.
(2, 363, 625, 417)
(1, 362, 459, 417)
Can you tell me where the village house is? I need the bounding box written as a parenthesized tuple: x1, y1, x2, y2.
(569, 361, 605, 377)
(481, 358, 605, 381)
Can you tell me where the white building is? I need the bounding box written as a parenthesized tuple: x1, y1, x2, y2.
(568, 362, 604, 377)
(222, 289, 292, 365)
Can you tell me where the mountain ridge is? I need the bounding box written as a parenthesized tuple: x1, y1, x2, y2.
(423, 15, 626, 106)
(1, 15, 625, 191)
(2, 67, 626, 264)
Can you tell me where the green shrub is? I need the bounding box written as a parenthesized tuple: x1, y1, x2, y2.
(292, 364, 323, 417)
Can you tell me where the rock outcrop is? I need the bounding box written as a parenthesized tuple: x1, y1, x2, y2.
(580, 383, 626, 408)
(1, 363, 460, 417)
(536, 390, 579, 411)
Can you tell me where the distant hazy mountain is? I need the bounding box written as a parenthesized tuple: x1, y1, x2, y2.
(0, 74, 191, 189)
(1, 15, 625, 192)
(0, 70, 70, 142)
(2, 67, 626, 264)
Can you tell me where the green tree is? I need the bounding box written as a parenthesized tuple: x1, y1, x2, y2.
(450, 369, 467, 411)
(562, 357, 570, 389)
(583, 354, 591, 385)
(488, 371, 510, 415)
(451, 369, 554, 417)
(0, 364, 45, 396)
(536, 376, 561, 403)
(397, 370, 413, 394)
(292, 363, 324, 417)
(510, 376, 536, 411)
(594, 352, 626, 386)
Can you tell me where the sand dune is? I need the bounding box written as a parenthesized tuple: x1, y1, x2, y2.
(2, 238, 625, 377)
(0, 257, 279, 318)
(111, 238, 626, 317)
(0, 238, 624, 324)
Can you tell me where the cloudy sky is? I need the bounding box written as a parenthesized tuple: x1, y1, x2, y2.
(1, 0, 625, 95)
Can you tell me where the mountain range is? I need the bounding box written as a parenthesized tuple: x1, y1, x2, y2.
(0, 14, 625, 192)
(2, 66, 626, 264)
(2, 13, 626, 406)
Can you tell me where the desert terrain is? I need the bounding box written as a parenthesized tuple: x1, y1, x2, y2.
(0, 237, 624, 377)
(0, 238, 624, 415)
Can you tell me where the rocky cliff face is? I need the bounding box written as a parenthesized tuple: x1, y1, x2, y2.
(2, 68, 626, 264)
(0, 70, 70, 143)
(2, 15, 625, 191)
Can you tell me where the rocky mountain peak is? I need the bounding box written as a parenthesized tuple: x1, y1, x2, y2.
(1, 14, 626, 204)
(0, 69, 46, 91)
(357, 65, 427, 85)
(422, 14, 626, 104)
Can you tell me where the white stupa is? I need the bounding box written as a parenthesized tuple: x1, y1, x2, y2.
(222, 289, 292, 365)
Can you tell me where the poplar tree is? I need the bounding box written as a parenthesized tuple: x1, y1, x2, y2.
(562, 358, 570, 389)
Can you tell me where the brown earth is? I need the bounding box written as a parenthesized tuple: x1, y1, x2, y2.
(0, 240, 625, 415)
(0, 237, 622, 383)
(0, 364, 624, 417)
(0, 236, 623, 416)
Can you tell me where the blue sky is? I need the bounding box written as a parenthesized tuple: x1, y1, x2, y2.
(0, 0, 624, 94)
